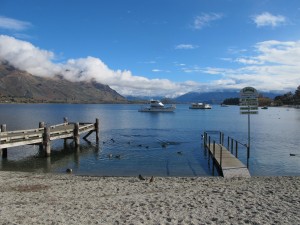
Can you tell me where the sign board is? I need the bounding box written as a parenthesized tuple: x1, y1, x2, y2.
(240, 87, 258, 114)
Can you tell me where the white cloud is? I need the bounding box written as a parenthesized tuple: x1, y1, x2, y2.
(0, 35, 190, 97)
(152, 69, 162, 72)
(175, 44, 198, 50)
(0, 16, 32, 31)
(193, 13, 223, 30)
(202, 40, 300, 92)
(252, 12, 286, 27)
(235, 58, 263, 65)
(0, 35, 299, 97)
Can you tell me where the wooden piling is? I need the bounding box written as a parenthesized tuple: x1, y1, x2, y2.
(43, 127, 51, 157)
(39, 122, 45, 152)
(95, 118, 99, 142)
(1, 124, 7, 158)
(74, 123, 80, 147)
(63, 118, 68, 145)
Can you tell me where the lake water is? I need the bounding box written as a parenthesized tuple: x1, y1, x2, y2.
(0, 103, 299, 177)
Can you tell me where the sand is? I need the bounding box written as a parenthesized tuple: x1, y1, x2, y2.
(0, 171, 299, 225)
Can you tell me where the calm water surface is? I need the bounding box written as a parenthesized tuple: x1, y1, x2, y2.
(0, 104, 299, 176)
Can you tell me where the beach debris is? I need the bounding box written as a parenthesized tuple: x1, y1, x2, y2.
(138, 174, 145, 180)
(149, 176, 154, 183)
(66, 168, 73, 173)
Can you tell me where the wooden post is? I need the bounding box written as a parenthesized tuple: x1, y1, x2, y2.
(39, 122, 45, 152)
(235, 140, 238, 158)
(95, 118, 99, 142)
(74, 123, 80, 147)
(227, 137, 230, 150)
(1, 124, 7, 158)
(63, 117, 68, 145)
(43, 127, 51, 157)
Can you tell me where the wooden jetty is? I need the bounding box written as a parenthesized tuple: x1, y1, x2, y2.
(0, 118, 99, 158)
(204, 131, 251, 178)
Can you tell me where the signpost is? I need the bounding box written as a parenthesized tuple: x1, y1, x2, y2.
(240, 87, 258, 165)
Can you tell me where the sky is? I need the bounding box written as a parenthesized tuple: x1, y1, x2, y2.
(0, 0, 300, 97)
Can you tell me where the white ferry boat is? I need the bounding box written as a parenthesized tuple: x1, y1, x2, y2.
(189, 103, 212, 109)
(138, 100, 176, 112)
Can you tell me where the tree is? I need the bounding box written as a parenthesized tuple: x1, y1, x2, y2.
(294, 85, 300, 105)
(258, 97, 272, 106)
(222, 98, 239, 105)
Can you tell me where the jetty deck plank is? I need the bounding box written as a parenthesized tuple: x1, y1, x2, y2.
(208, 143, 250, 178)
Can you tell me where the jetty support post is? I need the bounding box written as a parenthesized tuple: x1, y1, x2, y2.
(212, 141, 216, 176)
(74, 123, 80, 147)
(95, 118, 99, 142)
(43, 126, 51, 157)
(1, 124, 7, 158)
(63, 117, 68, 145)
(39, 122, 45, 152)
(247, 145, 250, 168)
(220, 145, 223, 168)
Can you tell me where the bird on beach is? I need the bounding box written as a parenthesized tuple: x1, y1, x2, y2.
(149, 176, 154, 183)
(138, 174, 145, 180)
(66, 168, 72, 173)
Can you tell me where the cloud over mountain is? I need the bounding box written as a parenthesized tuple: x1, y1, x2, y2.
(0, 35, 299, 97)
(0, 35, 187, 97)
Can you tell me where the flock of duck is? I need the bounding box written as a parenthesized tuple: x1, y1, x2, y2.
(102, 137, 184, 160)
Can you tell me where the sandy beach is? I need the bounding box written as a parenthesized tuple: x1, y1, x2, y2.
(0, 171, 299, 225)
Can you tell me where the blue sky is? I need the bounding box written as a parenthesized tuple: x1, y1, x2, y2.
(1, 0, 300, 96)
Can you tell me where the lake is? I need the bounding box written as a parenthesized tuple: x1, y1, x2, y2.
(0, 103, 299, 177)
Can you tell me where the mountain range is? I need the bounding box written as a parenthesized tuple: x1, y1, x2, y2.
(0, 62, 126, 103)
(0, 62, 281, 104)
(174, 91, 279, 104)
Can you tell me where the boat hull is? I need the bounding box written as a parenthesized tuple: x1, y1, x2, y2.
(189, 106, 212, 109)
(189, 103, 212, 109)
(138, 107, 176, 112)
